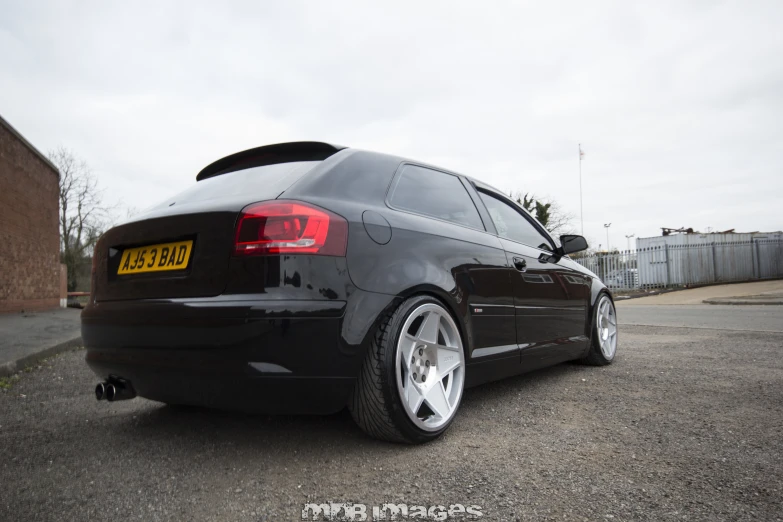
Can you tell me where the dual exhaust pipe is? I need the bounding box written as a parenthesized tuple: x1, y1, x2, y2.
(95, 379, 136, 402)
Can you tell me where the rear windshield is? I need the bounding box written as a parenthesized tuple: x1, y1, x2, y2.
(151, 161, 319, 209)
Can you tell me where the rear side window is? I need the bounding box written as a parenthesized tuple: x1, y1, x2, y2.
(478, 191, 553, 251)
(151, 161, 319, 210)
(389, 165, 484, 229)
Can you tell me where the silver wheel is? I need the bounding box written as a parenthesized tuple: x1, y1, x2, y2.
(395, 303, 465, 432)
(596, 296, 617, 359)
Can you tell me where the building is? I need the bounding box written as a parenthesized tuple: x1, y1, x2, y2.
(637, 230, 782, 251)
(0, 114, 63, 313)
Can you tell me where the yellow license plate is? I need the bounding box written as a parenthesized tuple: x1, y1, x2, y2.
(117, 240, 194, 275)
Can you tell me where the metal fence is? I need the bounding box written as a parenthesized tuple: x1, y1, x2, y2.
(573, 239, 783, 291)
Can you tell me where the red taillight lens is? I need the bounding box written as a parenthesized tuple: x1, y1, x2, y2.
(234, 200, 348, 256)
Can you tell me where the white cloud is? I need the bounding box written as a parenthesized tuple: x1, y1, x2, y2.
(1, 0, 781, 248)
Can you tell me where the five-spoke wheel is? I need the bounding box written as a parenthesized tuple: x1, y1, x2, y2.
(596, 295, 617, 359)
(349, 295, 466, 443)
(395, 303, 465, 431)
(580, 293, 618, 366)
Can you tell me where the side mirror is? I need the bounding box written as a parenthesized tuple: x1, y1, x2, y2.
(558, 235, 588, 255)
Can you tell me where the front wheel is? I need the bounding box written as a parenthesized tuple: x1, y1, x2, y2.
(349, 296, 466, 443)
(580, 293, 617, 366)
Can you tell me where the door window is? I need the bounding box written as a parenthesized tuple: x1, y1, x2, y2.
(478, 191, 553, 251)
(389, 165, 484, 229)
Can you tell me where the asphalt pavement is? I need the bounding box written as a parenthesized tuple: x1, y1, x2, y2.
(616, 303, 783, 332)
(0, 308, 82, 377)
(2, 302, 781, 521)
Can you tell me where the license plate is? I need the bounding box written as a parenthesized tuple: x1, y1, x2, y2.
(117, 240, 194, 275)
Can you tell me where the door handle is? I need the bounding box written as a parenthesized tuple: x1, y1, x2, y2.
(512, 257, 527, 271)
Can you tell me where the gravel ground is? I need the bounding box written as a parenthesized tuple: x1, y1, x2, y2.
(1, 324, 782, 521)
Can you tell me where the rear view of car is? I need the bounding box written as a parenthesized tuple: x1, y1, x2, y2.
(85, 142, 378, 415)
(85, 141, 611, 444)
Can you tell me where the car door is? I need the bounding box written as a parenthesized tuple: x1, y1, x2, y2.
(379, 164, 519, 368)
(473, 188, 589, 362)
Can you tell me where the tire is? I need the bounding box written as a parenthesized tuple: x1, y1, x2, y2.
(580, 293, 617, 366)
(348, 295, 466, 444)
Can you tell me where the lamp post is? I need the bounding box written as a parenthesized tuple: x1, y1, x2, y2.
(625, 233, 635, 252)
(604, 223, 611, 251)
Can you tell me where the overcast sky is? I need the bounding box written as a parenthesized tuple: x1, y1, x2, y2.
(2, 0, 781, 249)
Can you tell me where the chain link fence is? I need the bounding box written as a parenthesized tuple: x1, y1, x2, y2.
(574, 239, 783, 291)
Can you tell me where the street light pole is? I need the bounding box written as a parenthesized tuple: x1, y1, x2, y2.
(625, 233, 635, 252)
(604, 223, 611, 251)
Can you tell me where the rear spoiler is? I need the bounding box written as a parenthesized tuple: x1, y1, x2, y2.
(196, 141, 346, 181)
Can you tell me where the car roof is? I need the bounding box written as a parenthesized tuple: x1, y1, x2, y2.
(199, 141, 504, 192)
(197, 142, 557, 242)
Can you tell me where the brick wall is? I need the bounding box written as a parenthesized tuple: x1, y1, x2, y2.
(0, 117, 60, 313)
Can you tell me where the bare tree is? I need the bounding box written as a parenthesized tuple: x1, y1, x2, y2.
(48, 147, 107, 291)
(510, 191, 576, 236)
(540, 198, 576, 236)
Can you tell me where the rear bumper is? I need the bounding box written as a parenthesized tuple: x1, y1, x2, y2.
(82, 296, 358, 414)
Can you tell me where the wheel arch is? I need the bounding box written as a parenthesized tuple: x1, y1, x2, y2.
(583, 279, 614, 356)
(340, 284, 472, 382)
(589, 278, 613, 320)
(396, 284, 474, 358)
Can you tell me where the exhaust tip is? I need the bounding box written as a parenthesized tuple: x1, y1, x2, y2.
(105, 383, 117, 402)
(96, 378, 136, 402)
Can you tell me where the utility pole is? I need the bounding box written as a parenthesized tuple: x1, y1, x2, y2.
(604, 223, 612, 251)
(625, 233, 635, 252)
(579, 144, 584, 236)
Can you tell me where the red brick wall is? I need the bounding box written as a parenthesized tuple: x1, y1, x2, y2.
(0, 120, 60, 313)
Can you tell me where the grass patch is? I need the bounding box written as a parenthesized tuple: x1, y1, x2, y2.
(0, 375, 20, 390)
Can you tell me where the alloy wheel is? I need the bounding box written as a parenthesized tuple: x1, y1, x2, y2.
(596, 296, 617, 359)
(395, 303, 465, 431)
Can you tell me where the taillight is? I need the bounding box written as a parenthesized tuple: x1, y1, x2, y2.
(234, 200, 348, 256)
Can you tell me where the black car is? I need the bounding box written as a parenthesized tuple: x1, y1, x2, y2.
(84, 142, 618, 444)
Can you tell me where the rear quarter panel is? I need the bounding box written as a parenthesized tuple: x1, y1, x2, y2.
(281, 151, 514, 359)
(345, 209, 514, 359)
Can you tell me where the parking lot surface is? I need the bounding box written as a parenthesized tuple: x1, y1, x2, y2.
(1, 305, 781, 521)
(617, 303, 783, 332)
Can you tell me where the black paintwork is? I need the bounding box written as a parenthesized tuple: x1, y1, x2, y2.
(83, 143, 610, 414)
